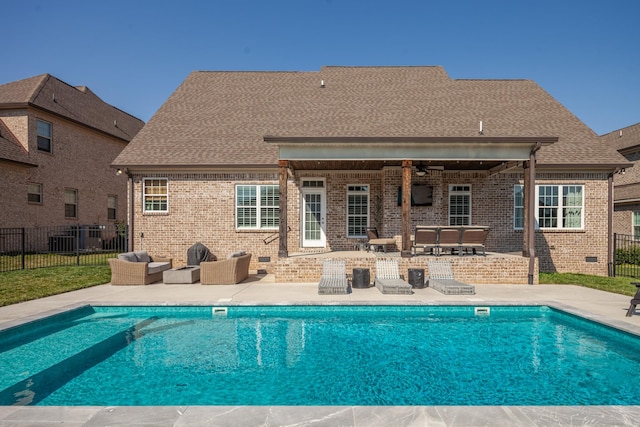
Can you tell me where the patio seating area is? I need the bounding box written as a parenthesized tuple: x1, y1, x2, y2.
(413, 225, 489, 256)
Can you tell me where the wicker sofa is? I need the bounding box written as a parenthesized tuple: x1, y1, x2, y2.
(108, 251, 172, 285)
(200, 253, 252, 285)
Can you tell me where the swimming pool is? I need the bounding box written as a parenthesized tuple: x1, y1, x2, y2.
(1, 305, 640, 406)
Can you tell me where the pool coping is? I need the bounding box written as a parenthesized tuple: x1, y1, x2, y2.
(2, 283, 640, 426)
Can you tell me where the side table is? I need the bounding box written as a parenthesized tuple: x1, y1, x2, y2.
(352, 268, 370, 289)
(163, 266, 201, 284)
(408, 268, 426, 288)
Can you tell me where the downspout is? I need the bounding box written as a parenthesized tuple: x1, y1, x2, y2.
(126, 169, 134, 252)
(607, 168, 620, 276)
(528, 143, 542, 285)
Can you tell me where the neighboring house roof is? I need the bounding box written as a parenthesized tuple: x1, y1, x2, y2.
(602, 122, 640, 203)
(0, 74, 144, 142)
(113, 66, 628, 170)
(0, 119, 36, 167)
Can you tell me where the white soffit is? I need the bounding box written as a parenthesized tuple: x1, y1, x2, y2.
(266, 137, 557, 162)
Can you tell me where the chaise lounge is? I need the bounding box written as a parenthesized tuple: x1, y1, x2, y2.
(318, 259, 350, 295)
(427, 260, 475, 295)
(374, 259, 412, 295)
(108, 251, 173, 285)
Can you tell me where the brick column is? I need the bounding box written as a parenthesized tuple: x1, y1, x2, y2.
(401, 160, 412, 257)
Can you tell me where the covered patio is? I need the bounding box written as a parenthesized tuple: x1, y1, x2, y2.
(267, 135, 557, 284)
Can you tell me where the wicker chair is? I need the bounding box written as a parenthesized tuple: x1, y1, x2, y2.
(318, 259, 350, 295)
(200, 253, 252, 285)
(108, 251, 172, 285)
(427, 260, 475, 295)
(374, 259, 412, 295)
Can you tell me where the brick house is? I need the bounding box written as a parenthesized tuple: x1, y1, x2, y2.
(112, 66, 629, 282)
(603, 123, 640, 237)
(0, 74, 144, 229)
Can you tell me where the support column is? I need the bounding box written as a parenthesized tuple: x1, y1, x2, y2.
(401, 160, 412, 258)
(522, 163, 530, 258)
(525, 145, 539, 285)
(278, 160, 289, 258)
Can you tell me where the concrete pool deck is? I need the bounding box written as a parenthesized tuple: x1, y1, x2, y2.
(1, 279, 640, 426)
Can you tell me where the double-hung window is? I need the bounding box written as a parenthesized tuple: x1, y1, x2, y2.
(347, 185, 369, 238)
(514, 184, 584, 229)
(65, 189, 78, 218)
(449, 185, 471, 226)
(236, 184, 279, 229)
(28, 183, 43, 204)
(633, 212, 640, 238)
(143, 178, 168, 213)
(37, 119, 52, 152)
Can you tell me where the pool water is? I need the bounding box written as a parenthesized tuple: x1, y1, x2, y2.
(1, 305, 640, 406)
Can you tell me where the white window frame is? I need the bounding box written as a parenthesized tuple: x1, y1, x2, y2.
(27, 183, 43, 204)
(633, 212, 640, 238)
(448, 185, 472, 226)
(346, 184, 369, 238)
(64, 188, 78, 219)
(36, 119, 52, 152)
(236, 184, 279, 230)
(143, 178, 169, 213)
(514, 184, 584, 230)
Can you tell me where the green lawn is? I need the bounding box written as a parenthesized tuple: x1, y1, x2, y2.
(0, 266, 111, 307)
(0, 267, 637, 308)
(539, 272, 638, 296)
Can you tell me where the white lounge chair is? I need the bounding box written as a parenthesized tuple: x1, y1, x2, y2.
(318, 260, 350, 295)
(374, 259, 412, 295)
(427, 260, 475, 295)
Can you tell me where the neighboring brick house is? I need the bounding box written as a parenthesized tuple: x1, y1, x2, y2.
(112, 66, 629, 279)
(603, 123, 640, 237)
(0, 74, 144, 229)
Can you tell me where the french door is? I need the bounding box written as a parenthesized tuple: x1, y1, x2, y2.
(301, 180, 326, 248)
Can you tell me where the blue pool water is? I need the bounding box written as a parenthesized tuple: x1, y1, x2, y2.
(1, 305, 640, 406)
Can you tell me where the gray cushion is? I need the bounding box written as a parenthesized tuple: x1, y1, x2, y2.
(148, 262, 171, 275)
(134, 251, 150, 263)
(227, 250, 246, 259)
(117, 252, 138, 263)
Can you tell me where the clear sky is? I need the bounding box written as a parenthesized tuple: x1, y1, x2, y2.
(4, 0, 639, 135)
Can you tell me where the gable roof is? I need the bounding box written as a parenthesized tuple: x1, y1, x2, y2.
(601, 122, 640, 153)
(113, 66, 628, 170)
(0, 74, 144, 142)
(0, 119, 35, 167)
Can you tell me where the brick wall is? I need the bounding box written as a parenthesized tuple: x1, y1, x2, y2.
(0, 110, 129, 228)
(132, 168, 611, 277)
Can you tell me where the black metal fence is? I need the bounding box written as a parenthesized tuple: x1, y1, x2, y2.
(0, 224, 128, 272)
(613, 233, 640, 278)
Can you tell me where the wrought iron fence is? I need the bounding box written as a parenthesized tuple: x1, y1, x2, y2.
(613, 233, 640, 278)
(0, 224, 128, 272)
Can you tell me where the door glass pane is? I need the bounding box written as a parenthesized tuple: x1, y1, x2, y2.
(304, 194, 321, 240)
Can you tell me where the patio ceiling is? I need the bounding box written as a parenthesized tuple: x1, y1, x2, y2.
(288, 159, 506, 171)
(265, 136, 558, 170)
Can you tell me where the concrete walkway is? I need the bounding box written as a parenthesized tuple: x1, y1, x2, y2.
(1, 280, 640, 426)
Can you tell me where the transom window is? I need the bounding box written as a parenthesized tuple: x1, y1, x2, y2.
(107, 195, 117, 220)
(143, 178, 168, 212)
(36, 119, 52, 152)
(64, 189, 77, 218)
(236, 185, 279, 229)
(449, 185, 471, 226)
(514, 184, 584, 229)
(27, 183, 42, 204)
(347, 185, 369, 238)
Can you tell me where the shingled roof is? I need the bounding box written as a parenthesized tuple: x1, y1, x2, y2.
(0, 74, 144, 142)
(113, 66, 628, 169)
